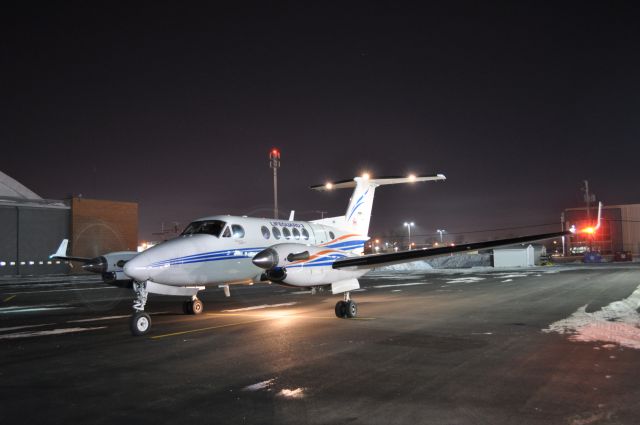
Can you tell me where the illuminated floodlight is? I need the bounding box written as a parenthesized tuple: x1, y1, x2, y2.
(408, 174, 416, 182)
(325, 182, 333, 190)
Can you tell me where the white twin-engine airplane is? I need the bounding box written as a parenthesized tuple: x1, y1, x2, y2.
(51, 173, 570, 336)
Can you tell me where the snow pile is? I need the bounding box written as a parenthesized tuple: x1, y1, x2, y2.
(378, 253, 491, 271)
(378, 261, 433, 271)
(428, 253, 491, 269)
(543, 284, 640, 349)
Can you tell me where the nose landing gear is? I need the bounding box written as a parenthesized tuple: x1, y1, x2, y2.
(131, 281, 151, 336)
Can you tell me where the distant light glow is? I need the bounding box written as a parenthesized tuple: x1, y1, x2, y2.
(325, 182, 333, 190)
(582, 227, 595, 234)
(361, 172, 370, 180)
(408, 174, 416, 182)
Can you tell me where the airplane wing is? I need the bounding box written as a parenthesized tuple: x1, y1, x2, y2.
(333, 230, 570, 270)
(49, 239, 93, 263)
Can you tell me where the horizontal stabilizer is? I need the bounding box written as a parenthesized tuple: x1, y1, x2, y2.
(333, 230, 570, 270)
(310, 174, 446, 191)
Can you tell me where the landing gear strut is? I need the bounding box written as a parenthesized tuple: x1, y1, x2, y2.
(183, 296, 204, 315)
(335, 292, 357, 319)
(130, 281, 151, 336)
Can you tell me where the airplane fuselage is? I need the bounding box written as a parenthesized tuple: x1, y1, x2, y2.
(123, 215, 369, 287)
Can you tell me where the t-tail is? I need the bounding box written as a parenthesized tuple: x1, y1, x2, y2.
(310, 173, 446, 238)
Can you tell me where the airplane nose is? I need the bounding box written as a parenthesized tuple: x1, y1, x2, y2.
(123, 256, 149, 281)
(252, 248, 279, 269)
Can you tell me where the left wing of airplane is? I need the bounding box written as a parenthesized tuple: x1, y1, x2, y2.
(333, 230, 570, 270)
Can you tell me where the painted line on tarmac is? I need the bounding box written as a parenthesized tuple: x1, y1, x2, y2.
(0, 326, 107, 340)
(3, 295, 16, 302)
(0, 323, 56, 333)
(5, 287, 117, 295)
(67, 311, 171, 323)
(152, 314, 378, 339)
(222, 302, 297, 312)
(151, 317, 274, 339)
(0, 304, 75, 314)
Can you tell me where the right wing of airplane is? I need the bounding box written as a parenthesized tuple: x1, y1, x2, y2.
(333, 230, 571, 270)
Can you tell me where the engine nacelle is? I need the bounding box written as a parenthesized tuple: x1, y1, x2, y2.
(252, 243, 363, 287)
(83, 251, 138, 274)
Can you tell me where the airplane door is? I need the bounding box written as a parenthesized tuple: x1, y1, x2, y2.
(310, 224, 328, 244)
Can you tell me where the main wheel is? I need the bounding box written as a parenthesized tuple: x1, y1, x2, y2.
(183, 300, 192, 314)
(130, 312, 152, 336)
(345, 301, 358, 318)
(191, 299, 204, 315)
(335, 301, 347, 318)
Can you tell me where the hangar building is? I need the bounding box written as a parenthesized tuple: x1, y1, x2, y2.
(563, 203, 640, 255)
(0, 171, 138, 276)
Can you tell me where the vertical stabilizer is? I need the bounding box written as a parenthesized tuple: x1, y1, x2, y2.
(310, 174, 446, 238)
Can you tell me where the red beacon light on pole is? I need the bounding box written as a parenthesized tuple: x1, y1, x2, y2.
(578, 202, 603, 235)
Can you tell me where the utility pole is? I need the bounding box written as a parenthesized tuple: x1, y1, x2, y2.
(581, 180, 596, 251)
(269, 149, 281, 219)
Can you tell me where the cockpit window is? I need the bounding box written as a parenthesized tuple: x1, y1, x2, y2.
(181, 220, 227, 237)
(231, 225, 245, 238)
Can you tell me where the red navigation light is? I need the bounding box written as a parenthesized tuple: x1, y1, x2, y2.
(271, 148, 280, 157)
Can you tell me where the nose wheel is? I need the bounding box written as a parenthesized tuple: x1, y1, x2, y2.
(130, 312, 151, 336)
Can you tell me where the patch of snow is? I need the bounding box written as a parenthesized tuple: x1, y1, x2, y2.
(373, 282, 431, 289)
(242, 379, 276, 391)
(446, 276, 485, 284)
(277, 388, 305, 399)
(543, 284, 640, 350)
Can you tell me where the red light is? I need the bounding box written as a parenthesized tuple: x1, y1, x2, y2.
(582, 227, 595, 234)
(271, 148, 280, 156)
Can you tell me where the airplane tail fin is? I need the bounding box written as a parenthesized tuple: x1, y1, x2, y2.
(311, 174, 446, 237)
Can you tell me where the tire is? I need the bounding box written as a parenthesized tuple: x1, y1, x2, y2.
(191, 299, 204, 315)
(130, 312, 152, 336)
(334, 301, 347, 318)
(183, 301, 192, 314)
(345, 301, 357, 318)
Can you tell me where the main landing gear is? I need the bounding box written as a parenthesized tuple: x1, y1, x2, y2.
(130, 281, 151, 336)
(182, 297, 204, 315)
(335, 292, 358, 319)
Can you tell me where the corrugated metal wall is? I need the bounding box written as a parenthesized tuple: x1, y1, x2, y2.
(0, 206, 70, 276)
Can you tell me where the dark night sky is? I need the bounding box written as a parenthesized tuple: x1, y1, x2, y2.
(2, 2, 639, 242)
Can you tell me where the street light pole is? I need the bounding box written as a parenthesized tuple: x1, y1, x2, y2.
(269, 148, 281, 219)
(437, 229, 446, 243)
(404, 222, 414, 250)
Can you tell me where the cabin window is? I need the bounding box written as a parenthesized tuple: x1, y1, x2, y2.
(329, 231, 335, 240)
(272, 227, 281, 240)
(282, 227, 291, 239)
(222, 226, 231, 238)
(181, 220, 227, 237)
(231, 225, 245, 238)
(261, 226, 271, 239)
(292, 228, 300, 240)
(301, 228, 310, 240)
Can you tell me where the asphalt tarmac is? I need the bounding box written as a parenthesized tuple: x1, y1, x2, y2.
(1, 264, 640, 425)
